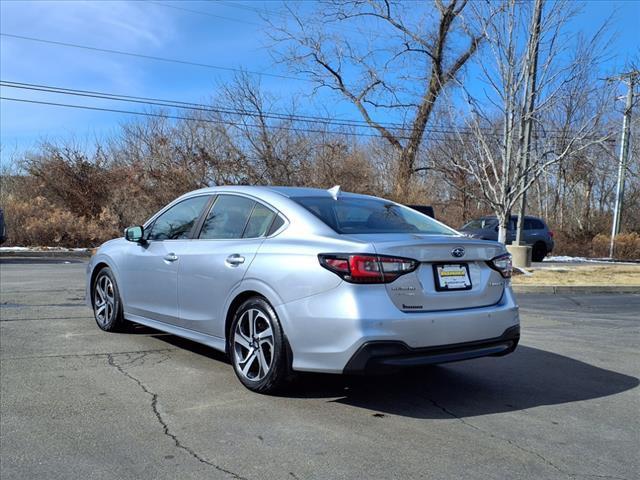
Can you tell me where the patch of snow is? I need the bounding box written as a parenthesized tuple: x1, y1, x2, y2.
(544, 255, 593, 263)
(0, 246, 89, 253)
(543, 255, 638, 265)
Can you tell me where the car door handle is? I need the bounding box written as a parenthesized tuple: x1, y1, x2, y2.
(226, 254, 245, 266)
(164, 253, 179, 262)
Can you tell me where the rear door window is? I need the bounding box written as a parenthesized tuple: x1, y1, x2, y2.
(199, 195, 255, 239)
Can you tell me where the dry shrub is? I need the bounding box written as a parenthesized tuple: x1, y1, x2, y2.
(304, 149, 382, 195)
(3, 196, 120, 247)
(592, 233, 640, 260)
(22, 146, 112, 218)
(551, 230, 593, 257)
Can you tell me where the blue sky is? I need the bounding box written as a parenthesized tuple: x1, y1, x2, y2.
(1, 0, 639, 167)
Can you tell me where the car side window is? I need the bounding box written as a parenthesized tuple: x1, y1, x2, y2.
(267, 215, 285, 236)
(199, 195, 256, 239)
(243, 203, 276, 239)
(146, 196, 210, 241)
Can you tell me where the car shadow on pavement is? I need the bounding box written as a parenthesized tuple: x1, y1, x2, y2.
(288, 346, 639, 419)
(129, 325, 638, 419)
(128, 323, 232, 364)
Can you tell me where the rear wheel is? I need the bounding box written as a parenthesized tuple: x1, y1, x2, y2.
(230, 297, 291, 394)
(532, 242, 547, 262)
(92, 267, 125, 332)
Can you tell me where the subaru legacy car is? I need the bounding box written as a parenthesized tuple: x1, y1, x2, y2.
(87, 186, 519, 393)
(460, 215, 554, 262)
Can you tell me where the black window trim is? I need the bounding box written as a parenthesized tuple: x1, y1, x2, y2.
(143, 194, 214, 242)
(194, 192, 287, 241)
(191, 194, 217, 239)
(240, 201, 259, 239)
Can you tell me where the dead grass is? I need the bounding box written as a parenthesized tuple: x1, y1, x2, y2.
(512, 264, 640, 286)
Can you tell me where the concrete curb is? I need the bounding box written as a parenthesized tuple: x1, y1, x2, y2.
(512, 284, 640, 294)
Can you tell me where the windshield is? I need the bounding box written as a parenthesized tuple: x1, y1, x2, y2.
(292, 196, 456, 235)
(462, 218, 497, 230)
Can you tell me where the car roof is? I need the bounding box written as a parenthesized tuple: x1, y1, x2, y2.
(184, 185, 375, 200)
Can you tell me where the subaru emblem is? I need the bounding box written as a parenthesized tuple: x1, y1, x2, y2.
(451, 247, 465, 258)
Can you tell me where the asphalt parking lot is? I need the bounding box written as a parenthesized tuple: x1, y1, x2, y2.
(1, 258, 638, 480)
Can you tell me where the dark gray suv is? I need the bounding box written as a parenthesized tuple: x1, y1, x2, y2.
(460, 215, 554, 262)
(0, 208, 6, 244)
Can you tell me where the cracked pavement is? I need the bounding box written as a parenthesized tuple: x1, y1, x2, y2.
(1, 259, 638, 479)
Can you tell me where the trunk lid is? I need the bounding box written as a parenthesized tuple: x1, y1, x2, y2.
(345, 234, 508, 312)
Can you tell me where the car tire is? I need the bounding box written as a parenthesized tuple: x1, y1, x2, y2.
(92, 267, 126, 332)
(532, 242, 547, 262)
(230, 297, 292, 394)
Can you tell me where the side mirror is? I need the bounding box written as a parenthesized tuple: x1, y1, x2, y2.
(124, 225, 144, 243)
(494, 225, 499, 232)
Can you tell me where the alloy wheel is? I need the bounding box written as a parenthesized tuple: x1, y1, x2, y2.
(94, 274, 115, 326)
(233, 308, 274, 381)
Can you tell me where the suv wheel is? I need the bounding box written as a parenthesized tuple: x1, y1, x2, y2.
(532, 242, 547, 262)
(230, 297, 291, 394)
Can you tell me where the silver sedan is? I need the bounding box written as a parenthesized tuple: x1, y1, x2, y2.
(86, 186, 519, 393)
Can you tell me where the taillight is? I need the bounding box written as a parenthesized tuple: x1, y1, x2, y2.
(549, 230, 554, 238)
(488, 253, 512, 278)
(319, 254, 418, 284)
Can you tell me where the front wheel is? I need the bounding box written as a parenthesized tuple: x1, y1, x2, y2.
(230, 297, 291, 394)
(92, 267, 125, 332)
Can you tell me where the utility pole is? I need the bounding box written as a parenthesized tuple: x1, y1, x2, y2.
(515, 0, 544, 246)
(609, 71, 638, 258)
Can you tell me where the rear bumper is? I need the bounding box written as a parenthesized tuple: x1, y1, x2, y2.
(344, 325, 519, 374)
(276, 284, 520, 374)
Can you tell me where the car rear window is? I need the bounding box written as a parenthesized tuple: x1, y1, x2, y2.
(291, 196, 456, 235)
(462, 218, 497, 230)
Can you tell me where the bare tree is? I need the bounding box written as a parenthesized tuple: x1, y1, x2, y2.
(441, 0, 614, 242)
(269, 0, 497, 200)
(216, 73, 313, 185)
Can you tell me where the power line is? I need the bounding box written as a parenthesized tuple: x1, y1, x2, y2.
(1, 91, 611, 143)
(149, 1, 262, 26)
(214, 0, 366, 38)
(0, 33, 307, 82)
(1, 80, 614, 141)
(0, 80, 408, 130)
(0, 96, 431, 140)
(216, 1, 270, 15)
(0, 80, 518, 136)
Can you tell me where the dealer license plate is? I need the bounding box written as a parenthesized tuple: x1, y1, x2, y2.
(433, 264, 472, 291)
